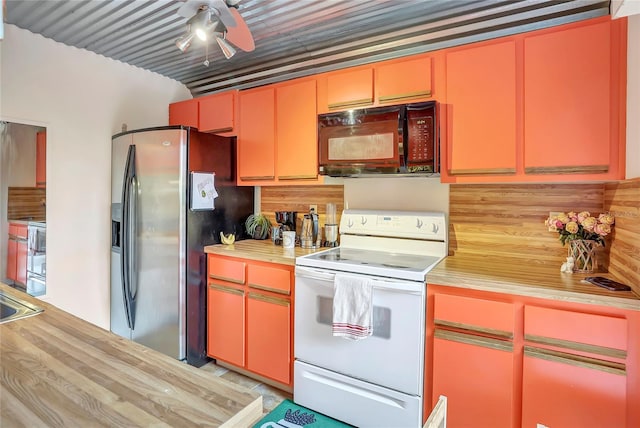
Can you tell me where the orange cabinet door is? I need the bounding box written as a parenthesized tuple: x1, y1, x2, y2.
(199, 91, 236, 133)
(169, 99, 198, 128)
(432, 331, 515, 428)
(326, 67, 374, 111)
(36, 131, 46, 188)
(207, 284, 245, 367)
(16, 240, 28, 286)
(523, 21, 612, 175)
(522, 348, 626, 428)
(246, 292, 291, 385)
(6, 237, 17, 282)
(444, 40, 517, 177)
(276, 79, 318, 181)
(238, 87, 276, 183)
(376, 56, 432, 104)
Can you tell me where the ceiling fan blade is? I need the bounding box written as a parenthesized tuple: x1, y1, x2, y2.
(177, 0, 203, 18)
(226, 7, 255, 52)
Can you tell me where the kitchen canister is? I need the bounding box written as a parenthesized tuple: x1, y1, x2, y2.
(283, 231, 296, 249)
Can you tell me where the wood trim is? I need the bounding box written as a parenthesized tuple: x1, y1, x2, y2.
(276, 175, 318, 181)
(435, 319, 514, 340)
(378, 90, 431, 103)
(435, 329, 513, 352)
(524, 346, 626, 376)
(247, 292, 290, 306)
(448, 168, 516, 176)
(208, 283, 245, 295)
(248, 283, 290, 296)
(524, 165, 609, 175)
(524, 334, 627, 360)
(209, 273, 245, 285)
(328, 98, 373, 110)
(239, 175, 275, 181)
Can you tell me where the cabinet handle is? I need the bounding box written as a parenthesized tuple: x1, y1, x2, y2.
(524, 334, 627, 360)
(378, 90, 432, 103)
(248, 283, 290, 296)
(209, 273, 244, 285)
(239, 175, 275, 181)
(435, 329, 513, 352)
(277, 175, 318, 181)
(524, 165, 609, 175)
(208, 283, 244, 295)
(524, 346, 626, 376)
(328, 98, 373, 110)
(448, 167, 516, 176)
(248, 292, 290, 306)
(435, 319, 513, 340)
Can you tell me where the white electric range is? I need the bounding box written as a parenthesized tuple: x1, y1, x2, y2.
(294, 209, 447, 428)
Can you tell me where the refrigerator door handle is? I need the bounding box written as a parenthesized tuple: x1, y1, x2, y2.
(121, 144, 137, 329)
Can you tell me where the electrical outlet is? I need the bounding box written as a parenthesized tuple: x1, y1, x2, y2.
(310, 204, 317, 213)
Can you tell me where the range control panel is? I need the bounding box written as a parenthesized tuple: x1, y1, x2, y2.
(339, 209, 446, 242)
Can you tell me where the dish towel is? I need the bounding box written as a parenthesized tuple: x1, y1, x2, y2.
(332, 273, 373, 340)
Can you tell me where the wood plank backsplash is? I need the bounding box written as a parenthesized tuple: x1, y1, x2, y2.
(7, 187, 46, 221)
(449, 183, 608, 267)
(261, 185, 344, 230)
(605, 178, 640, 290)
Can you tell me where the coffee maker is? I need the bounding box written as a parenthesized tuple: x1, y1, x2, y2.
(274, 211, 297, 245)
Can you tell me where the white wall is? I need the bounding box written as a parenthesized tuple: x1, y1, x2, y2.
(626, 14, 640, 178)
(0, 25, 191, 328)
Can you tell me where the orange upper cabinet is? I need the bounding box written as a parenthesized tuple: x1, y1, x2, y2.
(198, 90, 237, 133)
(375, 56, 433, 104)
(319, 67, 374, 113)
(36, 131, 46, 188)
(169, 98, 198, 128)
(523, 19, 620, 177)
(238, 86, 276, 183)
(276, 78, 318, 181)
(444, 40, 517, 178)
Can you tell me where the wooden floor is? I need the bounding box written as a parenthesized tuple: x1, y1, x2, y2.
(199, 361, 292, 415)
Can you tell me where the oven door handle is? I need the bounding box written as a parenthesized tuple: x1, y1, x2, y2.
(295, 266, 424, 294)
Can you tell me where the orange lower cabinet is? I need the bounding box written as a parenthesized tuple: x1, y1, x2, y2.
(246, 292, 291, 385)
(16, 240, 28, 286)
(522, 348, 626, 427)
(207, 283, 245, 367)
(432, 330, 515, 428)
(6, 237, 17, 282)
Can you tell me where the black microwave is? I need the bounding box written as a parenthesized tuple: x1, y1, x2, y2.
(317, 101, 438, 176)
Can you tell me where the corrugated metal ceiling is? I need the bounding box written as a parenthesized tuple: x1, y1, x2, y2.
(5, 0, 611, 97)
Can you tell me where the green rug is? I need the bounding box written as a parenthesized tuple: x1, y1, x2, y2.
(253, 399, 353, 428)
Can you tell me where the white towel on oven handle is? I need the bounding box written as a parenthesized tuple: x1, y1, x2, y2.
(332, 273, 373, 340)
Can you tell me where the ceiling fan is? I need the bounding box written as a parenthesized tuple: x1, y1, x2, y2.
(175, 0, 255, 66)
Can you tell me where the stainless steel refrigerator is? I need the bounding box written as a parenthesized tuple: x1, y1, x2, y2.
(110, 126, 253, 366)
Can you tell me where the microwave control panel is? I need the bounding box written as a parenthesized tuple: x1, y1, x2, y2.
(405, 102, 437, 172)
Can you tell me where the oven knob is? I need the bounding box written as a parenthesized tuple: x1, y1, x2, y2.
(361, 216, 367, 225)
(416, 218, 424, 229)
(431, 223, 439, 233)
(347, 219, 354, 228)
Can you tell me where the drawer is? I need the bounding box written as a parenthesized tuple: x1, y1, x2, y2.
(434, 293, 515, 338)
(247, 264, 291, 295)
(524, 305, 627, 352)
(208, 256, 246, 284)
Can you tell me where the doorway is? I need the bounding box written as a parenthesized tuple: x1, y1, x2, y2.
(1, 120, 47, 294)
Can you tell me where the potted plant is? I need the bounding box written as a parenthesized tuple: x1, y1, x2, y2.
(245, 213, 272, 240)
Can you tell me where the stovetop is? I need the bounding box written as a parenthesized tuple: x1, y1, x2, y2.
(296, 209, 447, 282)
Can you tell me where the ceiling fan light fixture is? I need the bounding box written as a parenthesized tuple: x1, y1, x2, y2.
(175, 32, 195, 52)
(216, 34, 236, 59)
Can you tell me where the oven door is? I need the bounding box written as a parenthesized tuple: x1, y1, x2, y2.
(294, 265, 425, 395)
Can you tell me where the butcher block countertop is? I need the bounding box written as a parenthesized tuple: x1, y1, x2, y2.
(204, 239, 325, 265)
(205, 241, 639, 311)
(428, 254, 640, 311)
(0, 283, 262, 427)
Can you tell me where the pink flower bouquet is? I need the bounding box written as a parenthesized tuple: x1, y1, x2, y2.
(545, 211, 615, 246)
